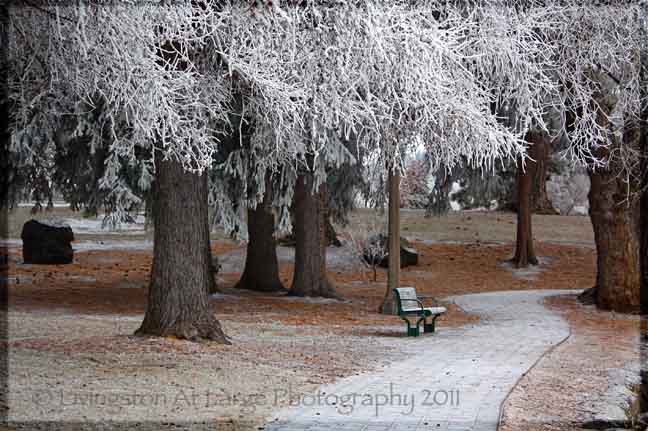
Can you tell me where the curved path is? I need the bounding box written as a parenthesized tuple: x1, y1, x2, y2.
(265, 289, 579, 431)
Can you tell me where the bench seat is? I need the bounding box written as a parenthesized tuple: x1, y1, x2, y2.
(401, 306, 447, 317)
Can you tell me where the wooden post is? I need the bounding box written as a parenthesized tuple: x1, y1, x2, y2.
(380, 167, 400, 314)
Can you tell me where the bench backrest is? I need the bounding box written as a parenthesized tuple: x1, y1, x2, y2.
(394, 287, 420, 314)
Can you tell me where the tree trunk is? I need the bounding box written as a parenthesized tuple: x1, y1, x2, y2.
(511, 131, 544, 268)
(288, 173, 336, 298)
(642, 157, 648, 314)
(136, 156, 228, 342)
(325, 215, 342, 247)
(205, 223, 219, 295)
(505, 139, 556, 215)
(639, 81, 648, 418)
(235, 179, 284, 292)
(380, 169, 400, 314)
(587, 153, 641, 314)
(531, 140, 557, 215)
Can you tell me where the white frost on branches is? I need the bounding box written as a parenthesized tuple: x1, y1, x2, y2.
(5, 0, 645, 227)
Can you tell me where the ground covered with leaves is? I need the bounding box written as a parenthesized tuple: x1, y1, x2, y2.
(500, 294, 643, 430)
(3, 209, 607, 428)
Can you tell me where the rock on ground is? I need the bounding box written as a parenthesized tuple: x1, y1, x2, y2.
(21, 219, 74, 264)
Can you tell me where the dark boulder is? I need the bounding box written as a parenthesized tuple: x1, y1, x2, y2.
(363, 234, 419, 268)
(21, 219, 74, 264)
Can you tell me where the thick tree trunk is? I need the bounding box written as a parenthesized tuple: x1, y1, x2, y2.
(235, 179, 284, 292)
(643, 162, 648, 314)
(639, 89, 648, 419)
(380, 169, 400, 314)
(511, 131, 544, 268)
(587, 154, 641, 314)
(136, 157, 228, 342)
(288, 173, 336, 298)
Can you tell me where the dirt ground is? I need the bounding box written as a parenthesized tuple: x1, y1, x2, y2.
(500, 294, 643, 431)
(3, 209, 600, 428)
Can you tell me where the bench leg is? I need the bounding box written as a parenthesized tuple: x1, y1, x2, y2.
(407, 325, 419, 337)
(423, 315, 439, 333)
(402, 317, 420, 337)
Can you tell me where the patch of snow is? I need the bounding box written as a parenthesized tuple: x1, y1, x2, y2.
(17, 201, 69, 208)
(0, 239, 22, 248)
(449, 181, 463, 211)
(217, 245, 359, 273)
(78, 314, 144, 322)
(62, 216, 147, 235)
(500, 257, 552, 281)
(66, 275, 97, 283)
(209, 292, 242, 301)
(72, 240, 153, 252)
(570, 205, 588, 216)
(277, 296, 351, 304)
(594, 361, 641, 423)
(462, 206, 491, 212)
(35, 218, 71, 228)
(2, 275, 34, 285)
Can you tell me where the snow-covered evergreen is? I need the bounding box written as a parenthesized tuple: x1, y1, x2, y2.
(4, 1, 645, 225)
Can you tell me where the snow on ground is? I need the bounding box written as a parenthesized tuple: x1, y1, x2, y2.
(217, 244, 359, 274)
(500, 257, 553, 281)
(71, 240, 153, 252)
(17, 201, 70, 208)
(61, 215, 148, 235)
(2, 238, 152, 252)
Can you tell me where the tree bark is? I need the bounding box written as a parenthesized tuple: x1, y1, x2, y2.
(511, 131, 545, 268)
(505, 139, 556, 215)
(531, 140, 557, 215)
(205, 222, 219, 295)
(136, 156, 228, 342)
(235, 179, 284, 292)
(288, 173, 337, 298)
(325, 215, 342, 247)
(639, 79, 648, 418)
(587, 138, 641, 313)
(588, 168, 641, 313)
(380, 169, 400, 314)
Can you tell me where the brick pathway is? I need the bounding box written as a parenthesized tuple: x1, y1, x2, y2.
(264, 290, 578, 431)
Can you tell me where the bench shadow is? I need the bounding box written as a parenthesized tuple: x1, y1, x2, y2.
(352, 328, 427, 338)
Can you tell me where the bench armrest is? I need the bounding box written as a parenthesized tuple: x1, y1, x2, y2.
(401, 298, 425, 313)
(417, 296, 442, 306)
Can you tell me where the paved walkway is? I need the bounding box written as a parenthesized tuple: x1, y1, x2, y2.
(264, 289, 579, 431)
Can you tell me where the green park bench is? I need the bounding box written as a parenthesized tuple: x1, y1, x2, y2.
(393, 287, 446, 337)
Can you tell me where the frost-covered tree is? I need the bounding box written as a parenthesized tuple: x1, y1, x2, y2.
(210, 98, 287, 293)
(545, 2, 644, 312)
(6, 2, 231, 341)
(423, 2, 644, 283)
(400, 157, 429, 209)
(11, 0, 638, 338)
